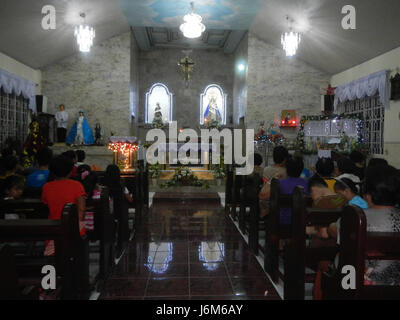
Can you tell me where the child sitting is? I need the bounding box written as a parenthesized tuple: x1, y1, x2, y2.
(41, 155, 86, 255)
(315, 157, 336, 192)
(26, 147, 53, 188)
(3, 175, 25, 220)
(76, 165, 101, 231)
(334, 178, 368, 209)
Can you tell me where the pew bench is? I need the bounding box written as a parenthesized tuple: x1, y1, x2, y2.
(283, 187, 344, 300)
(0, 204, 90, 300)
(322, 206, 400, 300)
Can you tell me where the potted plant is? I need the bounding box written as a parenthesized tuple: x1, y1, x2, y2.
(212, 165, 226, 186)
(149, 163, 162, 185)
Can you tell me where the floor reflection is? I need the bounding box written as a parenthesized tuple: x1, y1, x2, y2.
(99, 192, 281, 300)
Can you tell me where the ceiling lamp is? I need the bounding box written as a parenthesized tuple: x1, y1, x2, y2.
(180, 2, 206, 39)
(281, 16, 301, 57)
(74, 13, 95, 53)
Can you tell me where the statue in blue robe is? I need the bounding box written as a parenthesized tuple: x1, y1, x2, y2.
(66, 111, 95, 145)
(204, 95, 222, 124)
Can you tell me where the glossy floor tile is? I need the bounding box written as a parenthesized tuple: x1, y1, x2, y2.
(99, 192, 280, 300)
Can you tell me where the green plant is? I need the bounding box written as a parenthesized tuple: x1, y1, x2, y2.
(212, 164, 226, 179)
(160, 166, 209, 189)
(149, 163, 162, 179)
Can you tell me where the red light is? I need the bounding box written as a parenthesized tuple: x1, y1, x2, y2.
(281, 120, 285, 124)
(292, 120, 296, 124)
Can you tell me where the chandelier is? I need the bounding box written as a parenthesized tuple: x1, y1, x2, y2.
(281, 16, 301, 57)
(180, 2, 206, 39)
(74, 13, 95, 53)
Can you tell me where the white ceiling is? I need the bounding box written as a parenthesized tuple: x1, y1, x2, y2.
(251, 0, 400, 74)
(1, 0, 400, 75)
(0, 0, 130, 69)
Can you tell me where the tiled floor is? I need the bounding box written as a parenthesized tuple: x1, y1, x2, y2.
(99, 193, 280, 300)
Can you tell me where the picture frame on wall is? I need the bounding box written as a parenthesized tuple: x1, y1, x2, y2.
(281, 110, 297, 127)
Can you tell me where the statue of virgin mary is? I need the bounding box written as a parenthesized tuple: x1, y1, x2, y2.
(66, 110, 95, 145)
(204, 93, 222, 124)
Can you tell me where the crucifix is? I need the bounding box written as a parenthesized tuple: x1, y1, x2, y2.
(178, 51, 195, 87)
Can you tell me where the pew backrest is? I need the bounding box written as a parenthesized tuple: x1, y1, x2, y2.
(337, 206, 400, 299)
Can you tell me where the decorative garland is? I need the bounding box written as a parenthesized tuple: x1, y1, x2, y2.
(296, 113, 369, 156)
(160, 166, 210, 189)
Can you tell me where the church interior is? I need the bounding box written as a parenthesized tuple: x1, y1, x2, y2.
(1, 0, 400, 302)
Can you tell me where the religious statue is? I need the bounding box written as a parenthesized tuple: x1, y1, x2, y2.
(204, 90, 222, 124)
(22, 114, 46, 168)
(152, 103, 164, 128)
(66, 110, 95, 145)
(95, 122, 104, 145)
(55, 104, 69, 143)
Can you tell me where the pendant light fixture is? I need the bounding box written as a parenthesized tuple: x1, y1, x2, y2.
(74, 13, 95, 53)
(180, 2, 206, 39)
(281, 15, 301, 57)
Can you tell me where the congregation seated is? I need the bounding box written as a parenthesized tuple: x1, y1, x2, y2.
(315, 157, 336, 192)
(75, 150, 87, 168)
(279, 156, 308, 225)
(259, 146, 289, 218)
(334, 178, 369, 210)
(349, 150, 366, 181)
(359, 164, 400, 285)
(336, 157, 361, 186)
(41, 155, 86, 255)
(26, 147, 52, 188)
(2, 175, 25, 220)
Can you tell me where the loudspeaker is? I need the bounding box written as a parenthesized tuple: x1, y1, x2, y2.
(35, 95, 48, 113)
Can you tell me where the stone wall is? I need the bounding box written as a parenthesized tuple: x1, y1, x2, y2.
(246, 33, 330, 138)
(137, 47, 234, 140)
(232, 33, 248, 126)
(41, 32, 131, 142)
(130, 30, 140, 137)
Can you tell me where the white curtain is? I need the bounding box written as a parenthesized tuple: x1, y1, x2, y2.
(0, 68, 36, 111)
(334, 70, 388, 111)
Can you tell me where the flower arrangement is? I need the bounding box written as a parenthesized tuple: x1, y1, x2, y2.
(149, 163, 162, 179)
(152, 117, 165, 129)
(161, 166, 209, 189)
(202, 119, 221, 129)
(212, 164, 226, 179)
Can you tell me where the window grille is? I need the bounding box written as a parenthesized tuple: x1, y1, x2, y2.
(0, 88, 29, 151)
(336, 94, 384, 155)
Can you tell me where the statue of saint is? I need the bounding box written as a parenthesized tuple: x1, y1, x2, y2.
(204, 91, 222, 124)
(66, 110, 95, 145)
(95, 122, 104, 145)
(55, 104, 69, 142)
(152, 103, 164, 127)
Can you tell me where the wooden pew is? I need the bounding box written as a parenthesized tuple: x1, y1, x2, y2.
(0, 244, 39, 300)
(264, 179, 313, 283)
(85, 186, 116, 286)
(0, 198, 48, 220)
(230, 171, 242, 221)
(284, 186, 342, 300)
(224, 165, 234, 215)
(0, 204, 89, 300)
(238, 182, 260, 255)
(322, 206, 400, 300)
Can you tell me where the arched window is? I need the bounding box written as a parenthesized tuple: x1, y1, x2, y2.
(200, 84, 227, 125)
(145, 83, 173, 124)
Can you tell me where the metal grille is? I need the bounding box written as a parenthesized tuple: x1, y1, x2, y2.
(337, 94, 384, 155)
(0, 88, 29, 151)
